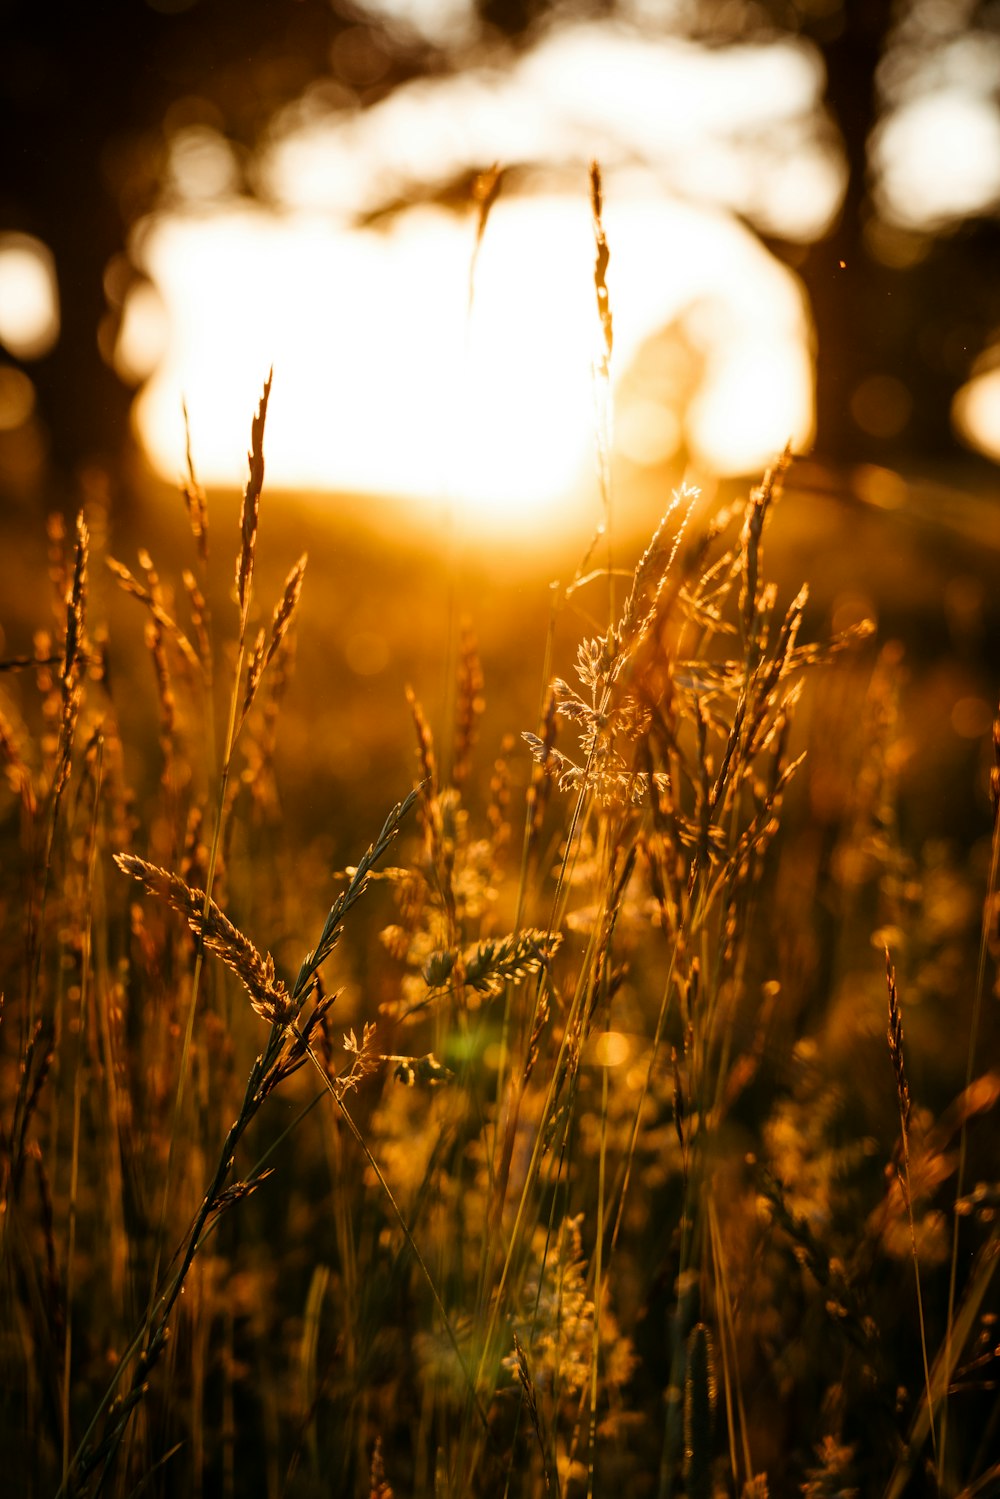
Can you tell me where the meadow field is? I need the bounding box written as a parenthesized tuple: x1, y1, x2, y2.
(2, 228, 1000, 1497)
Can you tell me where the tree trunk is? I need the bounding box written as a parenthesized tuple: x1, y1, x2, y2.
(794, 0, 896, 464)
(792, 0, 1000, 470)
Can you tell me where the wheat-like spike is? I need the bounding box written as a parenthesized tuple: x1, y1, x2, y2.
(292, 789, 419, 997)
(52, 692, 82, 804)
(181, 398, 209, 564)
(452, 621, 484, 788)
(589, 159, 613, 362)
(105, 557, 202, 674)
(104, 556, 148, 601)
(511, 1330, 539, 1425)
(512, 1331, 550, 1490)
(52, 513, 89, 799)
(424, 928, 562, 998)
(405, 685, 436, 787)
(236, 370, 273, 623)
(615, 495, 681, 650)
(758, 583, 808, 705)
(242, 628, 267, 724)
(267, 554, 307, 663)
(62, 512, 88, 687)
(144, 616, 175, 757)
(210, 1170, 274, 1216)
(739, 446, 790, 645)
(886, 947, 912, 1137)
(181, 568, 212, 674)
(522, 983, 550, 1086)
(787, 616, 875, 670)
(709, 694, 748, 813)
(618, 486, 699, 656)
(114, 854, 292, 1025)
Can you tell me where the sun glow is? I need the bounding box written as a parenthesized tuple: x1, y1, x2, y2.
(953, 363, 1000, 464)
(0, 233, 60, 360)
(130, 187, 813, 535)
(122, 20, 836, 535)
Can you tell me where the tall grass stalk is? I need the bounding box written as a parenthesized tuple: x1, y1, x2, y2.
(26, 512, 88, 1040)
(134, 371, 275, 1453)
(940, 703, 1000, 1475)
(885, 948, 938, 1466)
(60, 735, 103, 1489)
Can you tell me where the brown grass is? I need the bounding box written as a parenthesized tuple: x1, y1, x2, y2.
(0, 168, 998, 1499)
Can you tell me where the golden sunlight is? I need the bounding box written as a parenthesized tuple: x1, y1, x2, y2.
(0, 233, 60, 360)
(121, 20, 832, 535)
(953, 363, 1000, 464)
(127, 188, 812, 535)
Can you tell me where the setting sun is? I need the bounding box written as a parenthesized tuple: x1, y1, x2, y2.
(127, 187, 813, 534)
(116, 20, 836, 533)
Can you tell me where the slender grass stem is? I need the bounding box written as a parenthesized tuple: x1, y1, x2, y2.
(586, 1040, 609, 1499)
(942, 797, 1000, 1473)
(61, 738, 104, 1486)
(708, 1195, 753, 1487)
(140, 631, 247, 1361)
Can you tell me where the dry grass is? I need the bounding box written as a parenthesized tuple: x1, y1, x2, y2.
(1, 172, 999, 1499)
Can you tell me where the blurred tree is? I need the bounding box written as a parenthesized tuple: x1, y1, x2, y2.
(1, 0, 998, 483)
(0, 0, 431, 486)
(681, 0, 1000, 467)
(448, 0, 1000, 470)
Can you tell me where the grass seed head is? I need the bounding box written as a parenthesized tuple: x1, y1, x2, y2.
(236, 370, 273, 623)
(885, 947, 912, 1137)
(589, 159, 613, 362)
(114, 853, 293, 1026)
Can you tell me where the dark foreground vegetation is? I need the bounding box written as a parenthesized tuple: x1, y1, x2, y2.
(2, 200, 999, 1499)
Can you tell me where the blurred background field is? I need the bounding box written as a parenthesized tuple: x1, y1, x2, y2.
(2, 0, 1000, 847)
(3, 458, 998, 862)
